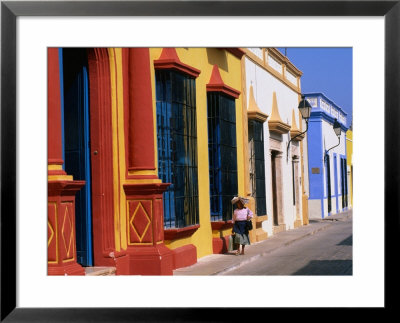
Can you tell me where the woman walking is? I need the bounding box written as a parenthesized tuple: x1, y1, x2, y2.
(231, 196, 253, 255)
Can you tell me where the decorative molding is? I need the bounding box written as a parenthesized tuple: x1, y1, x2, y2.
(48, 180, 85, 275)
(206, 65, 241, 99)
(291, 144, 300, 157)
(47, 202, 58, 264)
(268, 48, 303, 76)
(223, 47, 246, 59)
(128, 200, 153, 245)
(154, 48, 201, 78)
(243, 48, 302, 94)
(290, 129, 305, 141)
(285, 69, 298, 86)
(247, 85, 268, 123)
(269, 137, 283, 152)
(61, 204, 74, 261)
(268, 92, 290, 134)
(123, 182, 170, 196)
(267, 53, 283, 74)
(255, 215, 268, 222)
(248, 47, 264, 60)
(304, 93, 348, 130)
(290, 109, 305, 141)
(210, 220, 233, 231)
(164, 224, 200, 241)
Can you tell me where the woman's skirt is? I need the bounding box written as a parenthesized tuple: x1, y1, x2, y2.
(233, 220, 251, 245)
(233, 232, 250, 245)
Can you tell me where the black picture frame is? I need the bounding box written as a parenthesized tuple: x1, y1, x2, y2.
(1, 0, 398, 321)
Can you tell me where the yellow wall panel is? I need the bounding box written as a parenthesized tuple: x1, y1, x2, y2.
(149, 48, 243, 259)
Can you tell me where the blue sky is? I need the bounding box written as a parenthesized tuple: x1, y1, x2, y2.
(277, 47, 353, 128)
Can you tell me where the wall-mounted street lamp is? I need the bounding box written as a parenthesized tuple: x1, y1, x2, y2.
(287, 95, 312, 161)
(324, 118, 342, 161)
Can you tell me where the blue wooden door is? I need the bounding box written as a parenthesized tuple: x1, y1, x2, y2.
(325, 155, 332, 214)
(334, 155, 339, 212)
(61, 48, 93, 267)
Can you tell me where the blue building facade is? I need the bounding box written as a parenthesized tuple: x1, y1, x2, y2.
(305, 93, 349, 219)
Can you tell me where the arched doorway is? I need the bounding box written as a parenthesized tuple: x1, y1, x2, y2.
(60, 48, 116, 268)
(61, 48, 93, 266)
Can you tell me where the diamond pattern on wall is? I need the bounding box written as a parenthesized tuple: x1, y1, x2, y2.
(61, 206, 73, 258)
(47, 202, 58, 263)
(129, 201, 152, 243)
(48, 221, 54, 247)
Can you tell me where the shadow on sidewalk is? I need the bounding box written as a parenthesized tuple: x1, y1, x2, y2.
(293, 259, 352, 275)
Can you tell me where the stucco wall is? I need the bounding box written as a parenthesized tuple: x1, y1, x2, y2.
(306, 93, 349, 218)
(149, 48, 244, 259)
(245, 56, 302, 232)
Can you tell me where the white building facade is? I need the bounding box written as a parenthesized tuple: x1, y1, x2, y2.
(242, 48, 309, 239)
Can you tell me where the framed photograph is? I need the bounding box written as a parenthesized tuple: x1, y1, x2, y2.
(1, 0, 398, 321)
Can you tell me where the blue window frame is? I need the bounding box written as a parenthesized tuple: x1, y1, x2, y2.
(156, 70, 199, 229)
(248, 120, 267, 216)
(207, 92, 238, 221)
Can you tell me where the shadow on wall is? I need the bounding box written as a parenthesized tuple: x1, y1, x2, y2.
(293, 260, 352, 275)
(206, 48, 229, 72)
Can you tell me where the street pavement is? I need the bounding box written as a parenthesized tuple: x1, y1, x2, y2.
(173, 208, 353, 275)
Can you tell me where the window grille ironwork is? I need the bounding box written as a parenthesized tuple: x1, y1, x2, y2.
(156, 70, 199, 228)
(248, 120, 267, 216)
(207, 93, 238, 221)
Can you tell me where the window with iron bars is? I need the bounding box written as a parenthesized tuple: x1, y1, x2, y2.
(156, 70, 199, 228)
(207, 92, 238, 222)
(248, 120, 267, 216)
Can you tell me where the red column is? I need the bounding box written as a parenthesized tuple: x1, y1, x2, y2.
(123, 48, 173, 275)
(48, 48, 65, 172)
(47, 48, 85, 275)
(127, 48, 156, 172)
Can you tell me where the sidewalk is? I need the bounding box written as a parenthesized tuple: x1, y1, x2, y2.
(173, 209, 352, 275)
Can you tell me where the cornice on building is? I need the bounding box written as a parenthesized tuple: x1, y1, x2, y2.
(304, 92, 349, 131)
(243, 48, 302, 95)
(223, 48, 246, 59)
(267, 48, 303, 77)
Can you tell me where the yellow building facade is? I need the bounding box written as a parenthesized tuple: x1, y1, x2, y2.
(148, 48, 245, 259)
(346, 128, 353, 207)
